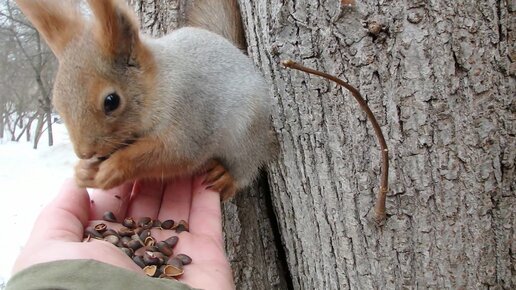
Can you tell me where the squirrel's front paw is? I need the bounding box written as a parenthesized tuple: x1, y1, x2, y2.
(93, 156, 131, 189)
(74, 156, 130, 189)
(75, 159, 101, 188)
(203, 160, 237, 201)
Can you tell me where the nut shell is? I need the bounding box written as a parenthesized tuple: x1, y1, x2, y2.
(160, 219, 174, 230)
(127, 239, 144, 251)
(152, 219, 162, 228)
(102, 229, 119, 238)
(143, 251, 161, 266)
(120, 247, 134, 257)
(138, 217, 153, 229)
(118, 227, 135, 237)
(175, 254, 192, 265)
(174, 220, 189, 233)
(139, 229, 151, 241)
(143, 265, 158, 277)
(102, 211, 117, 222)
(156, 241, 173, 256)
(84, 226, 102, 239)
(122, 217, 136, 229)
(163, 236, 179, 248)
(166, 257, 184, 270)
(160, 264, 184, 277)
(144, 236, 156, 247)
(94, 223, 107, 233)
(133, 255, 146, 268)
(103, 235, 120, 246)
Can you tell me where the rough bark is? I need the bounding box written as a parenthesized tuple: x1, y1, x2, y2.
(240, 0, 515, 289)
(222, 174, 290, 289)
(128, 0, 188, 36)
(128, 1, 289, 288)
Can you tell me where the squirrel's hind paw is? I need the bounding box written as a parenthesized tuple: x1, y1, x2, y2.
(203, 160, 237, 201)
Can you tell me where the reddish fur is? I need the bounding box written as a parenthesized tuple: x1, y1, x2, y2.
(203, 160, 237, 200)
(88, 0, 139, 57)
(76, 137, 202, 189)
(87, 0, 157, 96)
(18, 0, 243, 200)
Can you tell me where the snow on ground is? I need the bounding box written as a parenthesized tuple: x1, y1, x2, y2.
(0, 124, 77, 285)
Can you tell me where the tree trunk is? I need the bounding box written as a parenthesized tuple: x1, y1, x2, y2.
(0, 109, 4, 139)
(8, 113, 24, 141)
(129, 0, 515, 289)
(0, 116, 4, 139)
(222, 174, 291, 289)
(33, 112, 44, 149)
(240, 0, 515, 289)
(128, 0, 188, 36)
(25, 114, 34, 142)
(129, 1, 290, 288)
(46, 108, 53, 146)
(16, 113, 37, 142)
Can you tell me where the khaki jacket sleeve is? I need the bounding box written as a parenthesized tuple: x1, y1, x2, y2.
(6, 260, 196, 290)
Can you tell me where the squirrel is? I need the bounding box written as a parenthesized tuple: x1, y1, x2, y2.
(16, 0, 277, 200)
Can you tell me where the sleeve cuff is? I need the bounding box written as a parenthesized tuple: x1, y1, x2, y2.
(6, 260, 195, 290)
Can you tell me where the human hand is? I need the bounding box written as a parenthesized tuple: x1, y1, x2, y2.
(12, 176, 234, 290)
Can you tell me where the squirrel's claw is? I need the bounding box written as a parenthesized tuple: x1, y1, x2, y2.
(203, 160, 237, 201)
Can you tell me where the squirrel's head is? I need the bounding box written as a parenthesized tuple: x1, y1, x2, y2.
(16, 0, 156, 159)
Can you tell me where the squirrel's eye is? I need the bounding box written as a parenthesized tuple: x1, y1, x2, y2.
(104, 93, 120, 114)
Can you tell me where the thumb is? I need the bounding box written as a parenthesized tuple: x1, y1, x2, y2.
(29, 179, 91, 243)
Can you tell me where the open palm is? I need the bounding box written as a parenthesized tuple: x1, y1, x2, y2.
(13, 176, 234, 290)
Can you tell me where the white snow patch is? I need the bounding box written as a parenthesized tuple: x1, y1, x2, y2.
(0, 124, 77, 283)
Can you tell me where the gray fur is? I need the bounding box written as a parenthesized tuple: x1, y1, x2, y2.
(144, 27, 276, 189)
(19, 0, 276, 192)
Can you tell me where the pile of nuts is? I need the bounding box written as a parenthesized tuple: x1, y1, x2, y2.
(83, 211, 192, 279)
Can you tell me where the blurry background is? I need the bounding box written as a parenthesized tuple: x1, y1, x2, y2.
(0, 1, 76, 287)
(0, 0, 56, 150)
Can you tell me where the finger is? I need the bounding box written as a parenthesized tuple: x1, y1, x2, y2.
(188, 175, 223, 246)
(29, 179, 90, 242)
(157, 176, 192, 223)
(89, 182, 134, 222)
(126, 179, 165, 219)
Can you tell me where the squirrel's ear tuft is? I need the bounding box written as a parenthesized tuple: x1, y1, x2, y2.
(15, 0, 82, 58)
(88, 0, 141, 63)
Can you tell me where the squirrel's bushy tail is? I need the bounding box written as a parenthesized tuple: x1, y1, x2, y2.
(187, 0, 246, 50)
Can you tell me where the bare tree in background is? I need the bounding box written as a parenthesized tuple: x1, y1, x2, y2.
(0, 31, 37, 142)
(0, 0, 56, 148)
